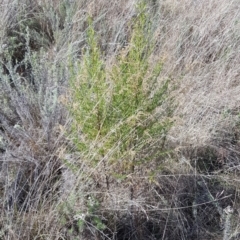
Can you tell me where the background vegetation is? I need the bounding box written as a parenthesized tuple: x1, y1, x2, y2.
(0, 0, 240, 239)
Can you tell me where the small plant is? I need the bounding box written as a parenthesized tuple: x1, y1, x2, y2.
(86, 196, 106, 231)
(59, 194, 106, 238)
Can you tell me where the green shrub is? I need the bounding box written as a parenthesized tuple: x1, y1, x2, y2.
(69, 0, 173, 180)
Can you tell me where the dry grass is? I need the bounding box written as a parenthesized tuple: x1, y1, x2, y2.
(0, 0, 240, 239)
(158, 0, 240, 145)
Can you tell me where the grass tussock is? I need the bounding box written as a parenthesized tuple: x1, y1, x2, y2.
(0, 0, 240, 239)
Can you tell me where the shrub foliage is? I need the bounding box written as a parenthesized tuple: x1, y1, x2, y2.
(69, 2, 172, 182)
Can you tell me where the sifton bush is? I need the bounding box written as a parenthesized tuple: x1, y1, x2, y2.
(66, 1, 173, 237)
(69, 0, 172, 184)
